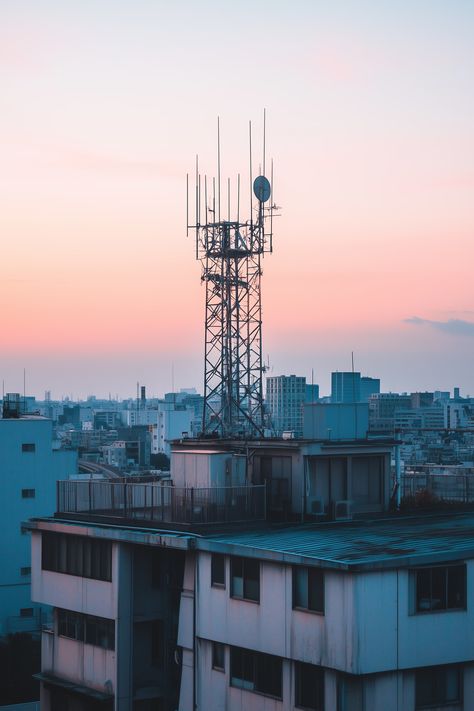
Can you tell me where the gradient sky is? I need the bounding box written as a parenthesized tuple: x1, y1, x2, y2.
(1, 0, 473, 399)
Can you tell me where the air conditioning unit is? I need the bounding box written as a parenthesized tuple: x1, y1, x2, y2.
(334, 500, 352, 521)
(310, 498, 324, 515)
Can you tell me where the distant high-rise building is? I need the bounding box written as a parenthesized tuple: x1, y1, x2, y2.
(331, 372, 361, 403)
(305, 383, 320, 403)
(360, 377, 380, 402)
(266, 375, 306, 437)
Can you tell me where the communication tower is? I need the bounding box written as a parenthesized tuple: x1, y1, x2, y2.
(187, 116, 276, 438)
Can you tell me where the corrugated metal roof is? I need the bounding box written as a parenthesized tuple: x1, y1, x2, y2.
(200, 513, 474, 571)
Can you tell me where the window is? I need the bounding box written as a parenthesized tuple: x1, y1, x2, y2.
(42, 532, 112, 582)
(20, 566, 31, 576)
(57, 609, 115, 651)
(295, 662, 324, 710)
(415, 665, 461, 708)
(21, 443, 35, 453)
(414, 565, 466, 613)
(230, 557, 259, 602)
(20, 608, 34, 618)
(293, 567, 324, 613)
(21, 489, 35, 499)
(212, 642, 225, 671)
(230, 646, 282, 699)
(211, 554, 225, 587)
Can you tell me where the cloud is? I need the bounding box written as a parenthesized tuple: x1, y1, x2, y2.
(405, 317, 474, 337)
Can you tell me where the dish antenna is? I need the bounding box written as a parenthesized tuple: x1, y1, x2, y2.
(253, 175, 271, 203)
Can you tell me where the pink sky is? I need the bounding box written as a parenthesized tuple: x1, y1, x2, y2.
(1, 1, 473, 398)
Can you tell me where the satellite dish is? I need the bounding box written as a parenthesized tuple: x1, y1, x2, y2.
(253, 175, 271, 203)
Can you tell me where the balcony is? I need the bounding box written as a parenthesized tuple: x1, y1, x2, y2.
(56, 479, 266, 529)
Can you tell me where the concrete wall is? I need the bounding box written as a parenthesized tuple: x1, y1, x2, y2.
(197, 552, 474, 677)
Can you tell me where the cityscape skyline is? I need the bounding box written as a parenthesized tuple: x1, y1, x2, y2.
(2, 0, 473, 398)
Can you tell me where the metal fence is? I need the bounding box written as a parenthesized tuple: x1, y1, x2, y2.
(400, 474, 474, 504)
(57, 479, 266, 525)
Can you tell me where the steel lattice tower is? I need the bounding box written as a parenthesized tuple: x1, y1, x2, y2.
(188, 120, 275, 438)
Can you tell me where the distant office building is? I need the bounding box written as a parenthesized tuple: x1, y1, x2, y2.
(331, 372, 361, 403)
(411, 392, 434, 409)
(266, 375, 307, 437)
(305, 383, 320, 403)
(369, 393, 412, 432)
(360, 377, 380, 402)
(0, 407, 77, 636)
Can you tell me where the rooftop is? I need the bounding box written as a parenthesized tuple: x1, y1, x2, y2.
(26, 510, 474, 573)
(201, 511, 474, 571)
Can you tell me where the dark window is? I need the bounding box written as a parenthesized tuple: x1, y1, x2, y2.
(151, 620, 164, 667)
(293, 567, 324, 613)
(295, 662, 324, 710)
(20, 566, 31, 576)
(21, 489, 35, 499)
(415, 565, 466, 613)
(212, 642, 225, 671)
(58, 608, 115, 651)
(211, 554, 225, 587)
(22, 443, 35, 453)
(230, 646, 282, 699)
(416, 665, 461, 708)
(230, 557, 260, 602)
(20, 608, 34, 618)
(42, 532, 112, 582)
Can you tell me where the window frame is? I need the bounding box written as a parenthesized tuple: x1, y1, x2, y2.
(21, 443, 36, 453)
(212, 641, 225, 671)
(415, 664, 462, 709)
(230, 557, 260, 603)
(211, 553, 226, 588)
(42, 532, 112, 583)
(230, 645, 282, 699)
(412, 564, 466, 614)
(295, 661, 325, 711)
(293, 566, 325, 614)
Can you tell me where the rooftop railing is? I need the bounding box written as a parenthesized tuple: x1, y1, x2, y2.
(57, 479, 266, 526)
(400, 473, 474, 505)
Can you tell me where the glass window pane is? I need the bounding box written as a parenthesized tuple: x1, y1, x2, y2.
(244, 559, 260, 602)
(308, 569, 324, 613)
(447, 565, 466, 609)
(211, 554, 225, 587)
(294, 568, 308, 609)
(416, 569, 431, 612)
(431, 568, 447, 610)
(231, 558, 243, 598)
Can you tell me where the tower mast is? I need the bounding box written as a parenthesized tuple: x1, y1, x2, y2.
(187, 118, 274, 438)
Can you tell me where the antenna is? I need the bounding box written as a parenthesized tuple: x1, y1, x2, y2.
(263, 107, 266, 177)
(188, 116, 279, 438)
(217, 116, 221, 222)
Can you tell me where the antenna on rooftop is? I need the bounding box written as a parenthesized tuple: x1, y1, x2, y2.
(187, 113, 278, 438)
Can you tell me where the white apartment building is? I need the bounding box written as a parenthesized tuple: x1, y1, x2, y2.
(0, 415, 77, 635)
(26, 430, 474, 711)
